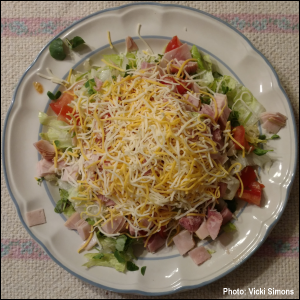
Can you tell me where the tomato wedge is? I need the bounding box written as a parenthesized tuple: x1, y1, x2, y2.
(240, 166, 257, 188)
(161, 77, 192, 95)
(158, 226, 168, 239)
(237, 181, 264, 206)
(165, 36, 183, 53)
(233, 125, 253, 152)
(49, 91, 74, 123)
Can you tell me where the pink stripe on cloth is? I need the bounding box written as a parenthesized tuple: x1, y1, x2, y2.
(1, 239, 50, 260)
(216, 14, 299, 33)
(1, 237, 298, 259)
(1, 17, 78, 37)
(1, 14, 299, 37)
(254, 237, 299, 257)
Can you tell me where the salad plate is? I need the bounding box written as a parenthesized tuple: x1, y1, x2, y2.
(2, 2, 298, 296)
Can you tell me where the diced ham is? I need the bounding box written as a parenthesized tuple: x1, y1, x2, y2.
(61, 165, 79, 182)
(189, 246, 212, 265)
(33, 140, 55, 160)
(187, 94, 200, 108)
(26, 209, 46, 227)
(94, 77, 103, 91)
(160, 44, 192, 68)
(260, 112, 288, 134)
(195, 219, 210, 240)
(206, 211, 223, 240)
(211, 153, 228, 165)
(101, 216, 126, 234)
(192, 83, 201, 93)
(173, 230, 195, 256)
(227, 140, 236, 157)
(215, 93, 231, 129)
(212, 128, 224, 149)
(199, 104, 215, 118)
(97, 194, 115, 206)
(179, 216, 202, 232)
(64, 212, 81, 230)
(147, 233, 166, 253)
(77, 221, 91, 241)
(140, 218, 153, 229)
(221, 207, 233, 225)
(36, 159, 55, 177)
(48, 160, 66, 173)
(141, 62, 156, 70)
(219, 182, 228, 198)
(126, 36, 138, 52)
(75, 219, 85, 229)
(169, 60, 198, 74)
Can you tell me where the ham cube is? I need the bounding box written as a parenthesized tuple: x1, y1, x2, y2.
(215, 93, 231, 129)
(36, 159, 55, 177)
(179, 216, 202, 232)
(221, 207, 233, 226)
(147, 233, 166, 253)
(33, 140, 55, 160)
(195, 219, 210, 240)
(126, 36, 138, 52)
(206, 211, 223, 240)
(64, 212, 81, 230)
(77, 221, 91, 241)
(26, 209, 46, 227)
(74, 219, 85, 229)
(189, 246, 212, 265)
(173, 230, 195, 256)
(101, 216, 126, 234)
(159, 44, 192, 68)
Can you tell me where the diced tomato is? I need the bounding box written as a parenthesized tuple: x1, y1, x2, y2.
(158, 226, 168, 239)
(165, 36, 183, 53)
(161, 77, 192, 95)
(240, 166, 257, 188)
(237, 180, 264, 206)
(49, 91, 74, 123)
(233, 125, 253, 152)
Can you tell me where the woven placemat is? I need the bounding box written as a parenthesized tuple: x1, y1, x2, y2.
(1, 1, 299, 299)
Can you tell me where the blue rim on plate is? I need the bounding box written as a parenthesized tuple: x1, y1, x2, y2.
(2, 2, 298, 296)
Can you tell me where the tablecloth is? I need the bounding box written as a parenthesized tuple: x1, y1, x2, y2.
(1, 1, 299, 299)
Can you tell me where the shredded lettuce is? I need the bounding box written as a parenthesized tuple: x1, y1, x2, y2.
(103, 54, 123, 68)
(39, 112, 68, 129)
(126, 52, 137, 68)
(191, 45, 205, 70)
(46, 128, 73, 148)
(223, 222, 237, 233)
(83, 253, 126, 273)
(39, 112, 73, 148)
(97, 69, 112, 82)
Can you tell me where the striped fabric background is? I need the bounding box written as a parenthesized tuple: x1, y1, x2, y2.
(1, 1, 299, 299)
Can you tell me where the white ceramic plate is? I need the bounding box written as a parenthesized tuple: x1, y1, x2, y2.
(2, 3, 298, 296)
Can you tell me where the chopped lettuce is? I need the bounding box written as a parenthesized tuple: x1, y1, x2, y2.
(202, 54, 212, 71)
(39, 112, 73, 148)
(103, 54, 123, 68)
(191, 45, 205, 70)
(47, 127, 73, 148)
(223, 222, 237, 233)
(54, 189, 75, 215)
(115, 235, 127, 252)
(226, 79, 266, 126)
(126, 52, 137, 68)
(38, 112, 68, 129)
(83, 253, 126, 273)
(97, 69, 112, 82)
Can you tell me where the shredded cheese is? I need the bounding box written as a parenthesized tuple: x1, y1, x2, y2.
(107, 31, 113, 49)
